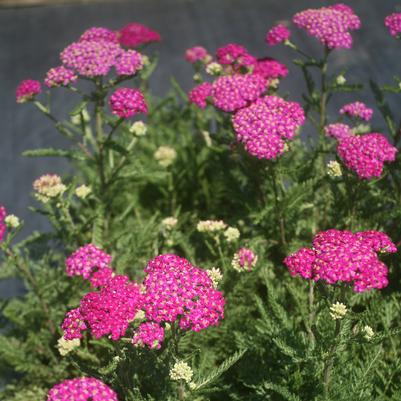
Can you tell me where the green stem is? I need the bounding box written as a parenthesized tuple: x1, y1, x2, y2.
(308, 280, 316, 349)
(323, 319, 341, 398)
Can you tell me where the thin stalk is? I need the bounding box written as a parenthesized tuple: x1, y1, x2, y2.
(307, 280, 316, 348)
(323, 319, 341, 398)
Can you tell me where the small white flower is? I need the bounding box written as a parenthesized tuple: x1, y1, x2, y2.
(201, 130, 212, 147)
(129, 121, 147, 136)
(141, 55, 150, 66)
(57, 336, 80, 356)
(336, 75, 346, 85)
(193, 73, 202, 82)
(205, 62, 223, 75)
(363, 325, 374, 341)
(154, 146, 177, 167)
(329, 302, 347, 320)
(224, 227, 240, 243)
(170, 361, 193, 383)
(162, 217, 178, 230)
(207, 267, 223, 288)
(5, 214, 20, 228)
(197, 219, 227, 233)
(327, 161, 342, 178)
(75, 185, 91, 199)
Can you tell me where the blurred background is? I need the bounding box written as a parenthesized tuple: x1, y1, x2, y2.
(0, 0, 400, 295)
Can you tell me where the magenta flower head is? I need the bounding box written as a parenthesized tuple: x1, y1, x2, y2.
(133, 322, 165, 349)
(385, 13, 401, 38)
(61, 308, 87, 340)
(293, 4, 361, 49)
(216, 43, 256, 70)
(114, 50, 143, 76)
(118, 22, 161, 48)
(325, 123, 353, 141)
(185, 46, 209, 63)
(109, 87, 148, 118)
(211, 74, 267, 112)
(340, 101, 373, 121)
(16, 79, 41, 103)
(337, 133, 397, 179)
(79, 27, 119, 43)
(252, 57, 289, 80)
(0, 206, 6, 242)
(284, 229, 397, 292)
(47, 377, 118, 401)
(188, 82, 213, 109)
(233, 95, 305, 159)
(60, 40, 121, 77)
(45, 66, 78, 88)
(266, 24, 291, 46)
(142, 254, 225, 332)
(232, 248, 258, 272)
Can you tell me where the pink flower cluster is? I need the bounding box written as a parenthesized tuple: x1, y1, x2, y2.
(293, 4, 361, 49)
(340, 101, 373, 121)
(47, 377, 118, 401)
(114, 50, 143, 76)
(233, 95, 305, 159)
(118, 22, 161, 48)
(79, 27, 119, 43)
(284, 229, 397, 292)
(188, 82, 213, 109)
(253, 58, 288, 80)
(65, 244, 112, 284)
(133, 322, 165, 349)
(266, 24, 291, 46)
(45, 66, 77, 88)
(233, 248, 258, 272)
(109, 88, 148, 118)
(385, 13, 401, 38)
(212, 74, 267, 112)
(185, 46, 210, 63)
(216, 43, 256, 70)
(16, 79, 41, 103)
(62, 250, 225, 348)
(337, 133, 397, 179)
(0, 206, 6, 242)
(142, 254, 225, 332)
(325, 123, 353, 140)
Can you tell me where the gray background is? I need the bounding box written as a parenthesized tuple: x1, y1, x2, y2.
(0, 0, 400, 294)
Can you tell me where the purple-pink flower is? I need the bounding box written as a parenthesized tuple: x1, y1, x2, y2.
(325, 123, 353, 141)
(284, 229, 396, 292)
(385, 13, 401, 38)
(340, 101, 373, 121)
(118, 22, 161, 48)
(45, 66, 78, 88)
(61, 308, 87, 340)
(216, 43, 256, 70)
(233, 95, 305, 159)
(0, 206, 6, 242)
(79, 27, 119, 43)
(16, 79, 41, 103)
(188, 82, 213, 109)
(109, 88, 148, 118)
(133, 322, 165, 349)
(114, 50, 143, 76)
(293, 4, 361, 49)
(232, 248, 258, 272)
(47, 377, 118, 401)
(252, 57, 289, 80)
(185, 46, 209, 63)
(266, 24, 291, 46)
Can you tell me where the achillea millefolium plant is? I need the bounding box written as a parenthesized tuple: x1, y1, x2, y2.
(2, 4, 401, 401)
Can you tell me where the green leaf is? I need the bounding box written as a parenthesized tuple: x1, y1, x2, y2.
(22, 148, 85, 161)
(69, 100, 89, 116)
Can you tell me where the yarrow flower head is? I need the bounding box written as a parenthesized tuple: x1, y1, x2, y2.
(211, 74, 267, 112)
(142, 254, 225, 332)
(327, 160, 342, 178)
(79, 27, 119, 43)
(4, 214, 20, 228)
(75, 185, 91, 199)
(47, 377, 118, 401)
(169, 361, 194, 383)
(293, 4, 361, 49)
(205, 62, 223, 75)
(154, 146, 177, 167)
(65, 244, 112, 283)
(283, 229, 397, 292)
(325, 123, 353, 141)
(224, 227, 240, 242)
(185, 46, 210, 63)
(216, 43, 256, 70)
(385, 13, 401, 38)
(0, 206, 6, 242)
(197, 219, 227, 233)
(118, 22, 161, 47)
(114, 50, 143, 76)
(340, 101, 373, 121)
(33, 174, 66, 202)
(129, 120, 147, 136)
(207, 267, 223, 288)
(133, 322, 165, 349)
(57, 336, 80, 356)
(188, 82, 213, 109)
(363, 325, 374, 340)
(162, 217, 178, 230)
(45, 66, 77, 88)
(337, 133, 397, 179)
(61, 308, 87, 340)
(16, 79, 41, 103)
(252, 57, 289, 80)
(329, 302, 347, 320)
(109, 87, 148, 118)
(232, 248, 258, 272)
(61, 40, 121, 77)
(266, 24, 291, 46)
(233, 95, 305, 159)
